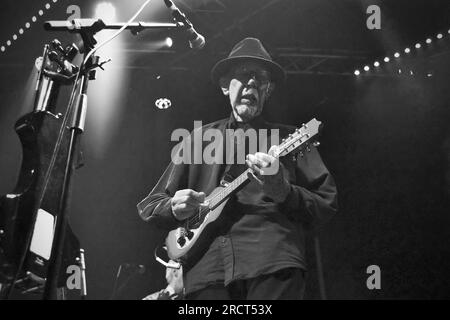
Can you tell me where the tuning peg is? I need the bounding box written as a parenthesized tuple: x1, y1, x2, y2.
(306, 146, 311, 152)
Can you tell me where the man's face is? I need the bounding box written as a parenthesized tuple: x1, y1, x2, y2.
(220, 62, 273, 122)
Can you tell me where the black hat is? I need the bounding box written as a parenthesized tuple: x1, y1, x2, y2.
(211, 37, 286, 84)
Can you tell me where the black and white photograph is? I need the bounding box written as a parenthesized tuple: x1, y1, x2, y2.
(0, 0, 449, 303)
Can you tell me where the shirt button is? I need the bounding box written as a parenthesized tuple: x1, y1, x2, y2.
(221, 237, 227, 246)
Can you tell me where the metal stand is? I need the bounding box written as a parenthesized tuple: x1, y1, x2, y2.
(40, 18, 182, 300)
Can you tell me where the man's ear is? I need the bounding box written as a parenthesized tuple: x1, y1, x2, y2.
(219, 76, 230, 96)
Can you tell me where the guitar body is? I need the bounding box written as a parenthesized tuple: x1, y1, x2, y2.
(166, 186, 228, 264)
(0, 111, 71, 283)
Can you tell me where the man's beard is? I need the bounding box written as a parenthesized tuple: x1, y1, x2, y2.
(234, 103, 261, 121)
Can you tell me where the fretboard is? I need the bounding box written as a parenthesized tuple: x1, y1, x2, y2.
(208, 168, 252, 210)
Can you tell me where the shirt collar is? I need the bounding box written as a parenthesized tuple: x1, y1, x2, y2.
(226, 112, 268, 130)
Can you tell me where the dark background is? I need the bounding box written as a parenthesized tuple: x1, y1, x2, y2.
(0, 0, 449, 299)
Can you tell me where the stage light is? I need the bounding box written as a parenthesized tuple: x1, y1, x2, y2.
(398, 69, 402, 74)
(394, 52, 400, 58)
(89, 1, 124, 159)
(427, 73, 433, 77)
(95, 2, 117, 22)
(374, 61, 380, 67)
(437, 33, 443, 39)
(364, 65, 370, 71)
(426, 38, 432, 44)
(12, 34, 17, 41)
(155, 98, 172, 109)
(415, 43, 421, 49)
(19, 28, 24, 34)
(1, 46, 5, 52)
(384, 57, 390, 62)
(32, 16, 37, 22)
(354, 70, 360, 76)
(45, 3, 51, 10)
(409, 70, 414, 76)
(404, 48, 410, 54)
(165, 37, 173, 48)
(6, 40, 11, 46)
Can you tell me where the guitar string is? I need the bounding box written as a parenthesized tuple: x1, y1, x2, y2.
(184, 131, 312, 228)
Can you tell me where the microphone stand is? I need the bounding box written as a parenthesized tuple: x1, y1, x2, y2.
(42, 18, 182, 300)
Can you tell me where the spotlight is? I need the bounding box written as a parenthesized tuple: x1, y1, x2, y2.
(364, 65, 370, 71)
(426, 38, 432, 44)
(437, 33, 443, 39)
(415, 43, 421, 49)
(427, 73, 433, 77)
(398, 69, 402, 74)
(1, 46, 5, 52)
(354, 70, 360, 76)
(95, 2, 117, 22)
(404, 48, 410, 54)
(384, 57, 390, 62)
(165, 37, 173, 48)
(394, 52, 400, 58)
(374, 61, 380, 67)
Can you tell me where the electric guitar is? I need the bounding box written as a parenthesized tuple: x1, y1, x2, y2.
(165, 118, 323, 264)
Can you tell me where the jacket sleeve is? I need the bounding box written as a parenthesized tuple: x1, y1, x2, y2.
(137, 160, 187, 231)
(281, 146, 338, 227)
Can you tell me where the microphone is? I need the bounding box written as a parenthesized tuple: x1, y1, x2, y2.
(122, 263, 146, 274)
(163, 0, 205, 49)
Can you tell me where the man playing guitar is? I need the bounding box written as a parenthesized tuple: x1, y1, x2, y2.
(137, 38, 338, 300)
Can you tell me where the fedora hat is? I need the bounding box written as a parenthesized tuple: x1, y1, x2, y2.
(211, 37, 286, 84)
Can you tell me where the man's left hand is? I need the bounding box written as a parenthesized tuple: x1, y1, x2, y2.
(245, 146, 291, 203)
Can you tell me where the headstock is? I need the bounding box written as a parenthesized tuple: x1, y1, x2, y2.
(275, 118, 323, 158)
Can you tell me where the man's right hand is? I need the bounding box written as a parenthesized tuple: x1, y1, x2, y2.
(171, 189, 208, 221)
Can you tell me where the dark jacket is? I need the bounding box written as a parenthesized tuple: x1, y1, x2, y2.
(137, 115, 338, 294)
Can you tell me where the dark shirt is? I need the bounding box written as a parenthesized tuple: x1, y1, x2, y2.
(137, 114, 338, 295)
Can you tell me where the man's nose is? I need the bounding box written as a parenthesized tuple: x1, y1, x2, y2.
(246, 76, 258, 87)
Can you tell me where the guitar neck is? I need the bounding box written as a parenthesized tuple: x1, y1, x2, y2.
(208, 150, 283, 209)
(205, 119, 319, 211)
(208, 168, 252, 210)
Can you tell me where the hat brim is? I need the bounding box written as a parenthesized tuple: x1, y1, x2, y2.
(211, 56, 286, 85)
